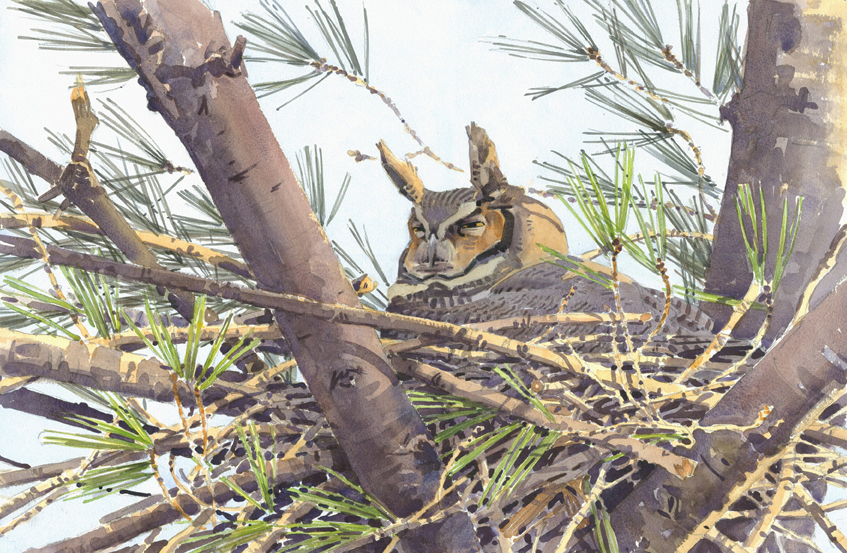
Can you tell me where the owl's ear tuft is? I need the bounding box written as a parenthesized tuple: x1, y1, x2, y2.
(377, 140, 426, 204)
(467, 122, 508, 200)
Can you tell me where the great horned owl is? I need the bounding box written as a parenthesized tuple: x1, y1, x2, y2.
(379, 123, 712, 342)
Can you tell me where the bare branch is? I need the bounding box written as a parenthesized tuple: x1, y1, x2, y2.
(0, 211, 253, 279)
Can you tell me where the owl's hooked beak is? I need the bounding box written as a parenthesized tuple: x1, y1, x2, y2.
(427, 234, 438, 267)
(410, 233, 455, 275)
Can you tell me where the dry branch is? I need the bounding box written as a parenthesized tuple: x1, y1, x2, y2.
(610, 271, 847, 552)
(0, 128, 199, 321)
(0, 211, 253, 279)
(90, 2, 480, 549)
(0, 328, 211, 404)
(21, 454, 331, 553)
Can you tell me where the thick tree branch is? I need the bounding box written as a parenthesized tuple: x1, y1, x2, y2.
(703, 0, 847, 344)
(89, 2, 480, 550)
(0, 327, 223, 405)
(609, 273, 847, 552)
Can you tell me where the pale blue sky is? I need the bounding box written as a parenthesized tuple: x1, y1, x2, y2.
(1, 1, 842, 552)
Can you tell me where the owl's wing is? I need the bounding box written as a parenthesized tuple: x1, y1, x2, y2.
(386, 260, 715, 343)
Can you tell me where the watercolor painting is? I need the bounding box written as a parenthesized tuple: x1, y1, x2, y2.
(0, 0, 846, 551)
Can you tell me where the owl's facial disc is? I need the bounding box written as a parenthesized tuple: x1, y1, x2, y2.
(404, 202, 507, 280)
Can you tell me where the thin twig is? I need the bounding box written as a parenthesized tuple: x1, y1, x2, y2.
(584, 44, 710, 202)
(794, 484, 847, 553)
(0, 182, 90, 340)
(674, 280, 760, 383)
(660, 45, 718, 104)
(553, 465, 611, 553)
(310, 60, 461, 172)
(793, 224, 847, 327)
(580, 229, 712, 261)
(150, 448, 191, 522)
(743, 454, 800, 550)
(711, 286, 772, 382)
(391, 357, 696, 478)
(0, 211, 253, 279)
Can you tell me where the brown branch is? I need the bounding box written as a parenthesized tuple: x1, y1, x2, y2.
(660, 45, 717, 103)
(803, 423, 847, 450)
(793, 223, 847, 326)
(0, 457, 87, 488)
(610, 270, 847, 552)
(579, 229, 713, 261)
(0, 488, 68, 537)
(794, 484, 847, 553)
(468, 311, 651, 333)
(310, 61, 461, 173)
(743, 457, 800, 550)
(0, 327, 208, 405)
(584, 45, 711, 199)
(21, 454, 332, 553)
(0, 235, 686, 395)
(96, 312, 643, 351)
(0, 126, 202, 322)
(0, 180, 90, 340)
(673, 281, 760, 383)
(0, 451, 120, 523)
(91, 5, 480, 549)
(0, 375, 37, 395)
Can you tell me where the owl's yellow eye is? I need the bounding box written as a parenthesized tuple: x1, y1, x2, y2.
(411, 223, 425, 237)
(458, 220, 486, 236)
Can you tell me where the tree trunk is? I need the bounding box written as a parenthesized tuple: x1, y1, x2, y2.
(702, 0, 847, 344)
(91, 1, 480, 551)
(609, 1, 847, 550)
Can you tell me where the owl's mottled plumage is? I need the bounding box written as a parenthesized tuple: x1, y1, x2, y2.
(379, 123, 713, 342)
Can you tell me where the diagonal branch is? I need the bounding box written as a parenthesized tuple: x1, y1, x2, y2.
(0, 128, 201, 321)
(609, 273, 847, 553)
(392, 357, 695, 478)
(21, 454, 332, 553)
(90, 3, 481, 550)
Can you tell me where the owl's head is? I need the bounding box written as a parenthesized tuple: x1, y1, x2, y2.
(378, 123, 568, 295)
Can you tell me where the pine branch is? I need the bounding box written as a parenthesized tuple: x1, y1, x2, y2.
(239, 0, 461, 172)
(0, 123, 201, 321)
(11, 0, 114, 52)
(21, 455, 334, 553)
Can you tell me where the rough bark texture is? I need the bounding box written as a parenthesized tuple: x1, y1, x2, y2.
(703, 0, 847, 343)
(608, 224, 847, 553)
(91, 1, 480, 551)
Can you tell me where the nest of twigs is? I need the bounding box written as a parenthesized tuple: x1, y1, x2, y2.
(125, 310, 839, 553)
